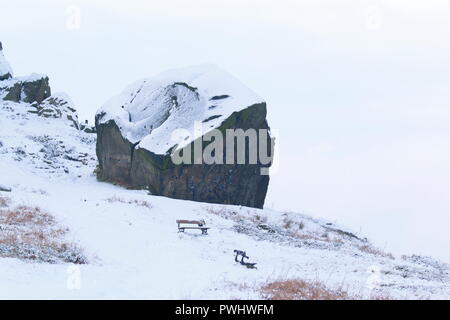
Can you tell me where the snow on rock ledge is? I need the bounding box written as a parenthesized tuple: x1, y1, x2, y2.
(28, 92, 80, 129)
(95, 65, 272, 208)
(0, 73, 51, 104)
(0, 42, 50, 104)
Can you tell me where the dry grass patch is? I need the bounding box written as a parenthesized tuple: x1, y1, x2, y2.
(357, 244, 394, 260)
(1, 205, 54, 226)
(250, 214, 268, 224)
(205, 206, 244, 222)
(0, 205, 87, 264)
(206, 206, 267, 224)
(106, 196, 153, 209)
(261, 279, 392, 300)
(261, 279, 352, 300)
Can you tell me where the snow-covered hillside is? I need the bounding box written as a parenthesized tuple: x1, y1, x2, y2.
(1, 99, 450, 299)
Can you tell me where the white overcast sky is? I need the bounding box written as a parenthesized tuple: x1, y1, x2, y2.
(1, 0, 450, 262)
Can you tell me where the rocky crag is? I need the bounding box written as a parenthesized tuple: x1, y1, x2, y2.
(95, 65, 273, 208)
(0, 41, 95, 133)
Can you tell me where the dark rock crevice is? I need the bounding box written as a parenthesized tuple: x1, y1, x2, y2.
(210, 95, 230, 100)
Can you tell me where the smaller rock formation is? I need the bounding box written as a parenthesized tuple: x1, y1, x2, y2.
(79, 120, 96, 134)
(0, 42, 51, 104)
(0, 41, 87, 132)
(1, 74, 51, 104)
(28, 92, 79, 129)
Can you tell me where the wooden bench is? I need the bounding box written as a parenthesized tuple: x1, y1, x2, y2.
(234, 250, 257, 269)
(176, 219, 209, 235)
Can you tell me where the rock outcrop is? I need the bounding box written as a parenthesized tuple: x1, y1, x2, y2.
(79, 121, 96, 134)
(28, 92, 79, 129)
(0, 41, 84, 131)
(1, 74, 51, 104)
(1, 42, 51, 104)
(95, 65, 273, 208)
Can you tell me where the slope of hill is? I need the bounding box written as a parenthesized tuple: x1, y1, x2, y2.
(0, 99, 449, 299)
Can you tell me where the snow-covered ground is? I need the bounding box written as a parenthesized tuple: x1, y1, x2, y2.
(1, 100, 449, 299)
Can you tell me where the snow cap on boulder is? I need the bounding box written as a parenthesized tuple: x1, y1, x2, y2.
(0, 41, 13, 81)
(96, 64, 264, 155)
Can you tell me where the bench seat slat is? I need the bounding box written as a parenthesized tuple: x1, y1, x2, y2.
(176, 220, 205, 225)
(179, 227, 209, 230)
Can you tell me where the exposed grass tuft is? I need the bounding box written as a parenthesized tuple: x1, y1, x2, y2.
(261, 278, 392, 300)
(106, 196, 153, 209)
(261, 279, 351, 300)
(357, 244, 394, 259)
(0, 205, 87, 264)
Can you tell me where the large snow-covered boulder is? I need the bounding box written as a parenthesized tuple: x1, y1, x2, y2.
(0, 42, 13, 81)
(95, 65, 273, 208)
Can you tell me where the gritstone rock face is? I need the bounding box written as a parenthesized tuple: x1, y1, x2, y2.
(95, 65, 273, 208)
